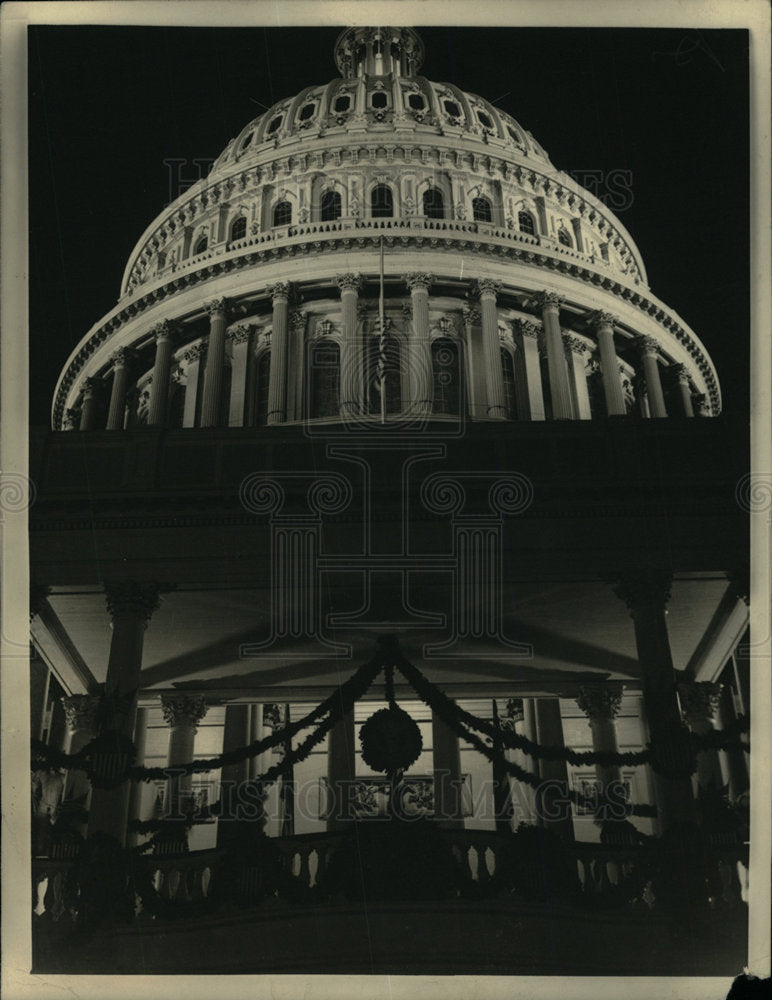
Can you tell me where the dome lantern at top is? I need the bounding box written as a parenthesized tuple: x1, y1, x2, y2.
(334, 26, 425, 78)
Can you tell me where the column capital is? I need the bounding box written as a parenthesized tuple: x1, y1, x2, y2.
(585, 309, 618, 331)
(564, 334, 589, 356)
(63, 408, 80, 430)
(289, 309, 307, 332)
(610, 570, 673, 615)
(576, 684, 623, 721)
(183, 343, 207, 364)
(152, 319, 178, 342)
(693, 393, 710, 416)
(335, 273, 362, 294)
(110, 346, 136, 369)
(403, 272, 435, 293)
(677, 681, 722, 725)
(670, 363, 690, 383)
(477, 278, 502, 299)
(104, 581, 165, 624)
(161, 693, 209, 730)
(267, 282, 292, 303)
(204, 297, 229, 318)
(227, 323, 253, 345)
(533, 290, 564, 312)
(634, 334, 660, 358)
(462, 306, 481, 326)
(513, 318, 540, 339)
(61, 694, 101, 734)
(82, 376, 104, 397)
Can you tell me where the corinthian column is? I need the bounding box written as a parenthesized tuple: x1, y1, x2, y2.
(61, 695, 100, 836)
(200, 298, 229, 427)
(586, 311, 626, 416)
(147, 321, 177, 426)
(266, 282, 291, 424)
(576, 685, 624, 801)
(477, 279, 507, 419)
(106, 349, 135, 430)
(677, 681, 723, 793)
(612, 573, 695, 832)
(534, 292, 573, 419)
(670, 364, 694, 417)
(79, 377, 103, 431)
(336, 273, 363, 418)
(512, 319, 545, 421)
(161, 694, 209, 821)
(635, 336, 667, 418)
(88, 582, 164, 844)
(404, 272, 434, 416)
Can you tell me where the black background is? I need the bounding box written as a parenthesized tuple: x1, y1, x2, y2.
(28, 25, 750, 425)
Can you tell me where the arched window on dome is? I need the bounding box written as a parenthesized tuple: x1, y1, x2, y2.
(423, 188, 444, 220)
(501, 347, 516, 418)
(321, 190, 342, 222)
(431, 338, 462, 415)
(309, 340, 340, 418)
(229, 216, 247, 242)
(273, 200, 292, 227)
(371, 184, 394, 219)
(251, 351, 271, 426)
(518, 211, 536, 235)
(194, 235, 208, 255)
(472, 197, 492, 223)
(557, 227, 572, 247)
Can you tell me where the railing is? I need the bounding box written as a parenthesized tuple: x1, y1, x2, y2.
(31, 829, 747, 925)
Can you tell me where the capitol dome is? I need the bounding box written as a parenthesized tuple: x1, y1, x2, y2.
(53, 25, 719, 434)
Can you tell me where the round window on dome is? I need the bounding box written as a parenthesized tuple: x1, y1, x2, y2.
(267, 115, 283, 135)
(371, 91, 388, 109)
(478, 111, 492, 129)
(443, 99, 461, 118)
(334, 94, 351, 113)
(408, 93, 425, 110)
(299, 103, 316, 122)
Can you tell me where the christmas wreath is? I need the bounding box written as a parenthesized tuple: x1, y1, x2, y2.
(359, 705, 423, 773)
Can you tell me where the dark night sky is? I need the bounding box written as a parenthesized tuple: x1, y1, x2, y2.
(28, 25, 750, 426)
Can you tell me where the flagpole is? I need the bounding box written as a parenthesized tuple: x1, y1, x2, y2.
(379, 236, 386, 424)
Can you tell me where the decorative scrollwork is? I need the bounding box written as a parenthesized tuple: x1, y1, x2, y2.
(238, 474, 285, 516)
(488, 475, 534, 516)
(306, 475, 354, 515)
(420, 474, 466, 515)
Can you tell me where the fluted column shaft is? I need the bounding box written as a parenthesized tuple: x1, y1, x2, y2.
(200, 299, 229, 427)
(614, 574, 695, 832)
(267, 284, 290, 424)
(576, 685, 623, 799)
(405, 273, 433, 415)
(79, 378, 101, 431)
(636, 337, 667, 418)
(107, 350, 133, 430)
(672, 364, 694, 417)
(536, 293, 573, 419)
(478, 280, 507, 418)
(678, 681, 724, 793)
(147, 323, 175, 426)
(588, 313, 626, 416)
(336, 274, 362, 418)
(87, 583, 162, 844)
(162, 695, 208, 821)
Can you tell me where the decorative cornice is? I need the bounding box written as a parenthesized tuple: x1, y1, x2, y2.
(335, 272, 363, 294)
(576, 684, 623, 721)
(161, 693, 209, 730)
(104, 581, 165, 624)
(61, 694, 101, 734)
(677, 681, 722, 725)
(403, 272, 435, 293)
